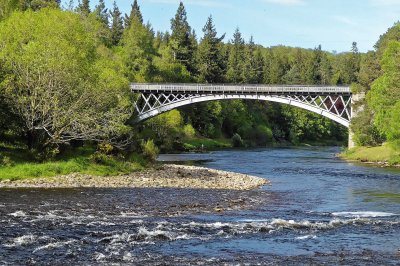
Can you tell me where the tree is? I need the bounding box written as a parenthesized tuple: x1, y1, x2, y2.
(375, 22, 400, 58)
(242, 36, 264, 84)
(368, 41, 400, 141)
(170, 1, 196, 75)
(125, 0, 143, 28)
(197, 16, 226, 83)
(121, 13, 156, 82)
(308, 44, 323, 84)
(226, 28, 245, 83)
(94, 0, 108, 26)
(3, 0, 60, 12)
(0, 9, 133, 155)
(347, 42, 361, 83)
(78, 0, 90, 16)
(110, 1, 124, 46)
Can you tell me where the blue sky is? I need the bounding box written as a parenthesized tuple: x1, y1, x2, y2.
(65, 0, 400, 53)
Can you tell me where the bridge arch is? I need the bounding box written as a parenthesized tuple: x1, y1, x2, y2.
(132, 83, 352, 128)
(135, 94, 350, 127)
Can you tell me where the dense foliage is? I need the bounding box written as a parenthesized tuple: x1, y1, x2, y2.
(350, 22, 400, 147)
(1, 0, 396, 162)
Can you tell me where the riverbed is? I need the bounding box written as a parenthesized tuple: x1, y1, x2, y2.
(1, 147, 400, 264)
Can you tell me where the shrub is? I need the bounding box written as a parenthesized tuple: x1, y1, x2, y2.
(231, 133, 244, 148)
(183, 124, 196, 138)
(90, 152, 113, 165)
(0, 155, 13, 167)
(98, 142, 114, 155)
(141, 140, 159, 162)
(254, 125, 273, 146)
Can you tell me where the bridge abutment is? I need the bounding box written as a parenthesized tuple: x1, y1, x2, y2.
(348, 92, 365, 149)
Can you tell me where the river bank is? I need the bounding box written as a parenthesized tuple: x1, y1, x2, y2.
(340, 144, 400, 168)
(0, 164, 268, 190)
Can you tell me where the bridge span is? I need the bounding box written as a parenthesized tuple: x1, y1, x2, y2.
(131, 83, 352, 127)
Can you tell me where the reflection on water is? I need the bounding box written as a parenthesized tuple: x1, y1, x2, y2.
(1, 147, 400, 264)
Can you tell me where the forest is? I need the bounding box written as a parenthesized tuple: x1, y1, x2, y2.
(0, 0, 399, 171)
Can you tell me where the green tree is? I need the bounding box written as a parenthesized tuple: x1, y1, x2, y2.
(243, 36, 264, 84)
(226, 28, 245, 83)
(308, 45, 323, 84)
(94, 0, 108, 26)
(121, 13, 156, 82)
(110, 1, 124, 46)
(78, 0, 90, 15)
(368, 41, 400, 141)
(350, 51, 382, 146)
(375, 22, 400, 58)
(125, 0, 143, 28)
(170, 1, 196, 75)
(197, 16, 226, 83)
(0, 9, 133, 155)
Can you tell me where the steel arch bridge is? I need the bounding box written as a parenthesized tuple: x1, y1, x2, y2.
(131, 83, 352, 128)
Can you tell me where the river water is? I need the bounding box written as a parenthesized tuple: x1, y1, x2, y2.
(1, 147, 400, 265)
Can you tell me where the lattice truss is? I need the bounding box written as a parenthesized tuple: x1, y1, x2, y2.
(134, 93, 352, 122)
(286, 94, 352, 120)
(134, 93, 197, 114)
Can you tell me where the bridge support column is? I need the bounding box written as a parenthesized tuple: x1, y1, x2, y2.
(348, 92, 365, 149)
(348, 131, 356, 149)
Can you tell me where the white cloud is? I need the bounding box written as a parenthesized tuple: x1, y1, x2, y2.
(262, 0, 306, 6)
(148, 0, 231, 8)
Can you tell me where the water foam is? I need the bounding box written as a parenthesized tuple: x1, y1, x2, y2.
(295, 235, 317, 240)
(8, 210, 26, 217)
(3, 234, 36, 247)
(331, 211, 397, 218)
(32, 240, 76, 253)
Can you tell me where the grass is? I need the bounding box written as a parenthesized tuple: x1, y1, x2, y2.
(183, 137, 232, 151)
(0, 143, 148, 181)
(340, 143, 400, 166)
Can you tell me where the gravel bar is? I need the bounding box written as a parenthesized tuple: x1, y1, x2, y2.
(0, 164, 269, 190)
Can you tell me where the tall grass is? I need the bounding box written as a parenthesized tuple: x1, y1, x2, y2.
(0, 144, 147, 181)
(341, 143, 400, 165)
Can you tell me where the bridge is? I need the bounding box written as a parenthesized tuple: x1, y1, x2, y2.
(131, 83, 353, 128)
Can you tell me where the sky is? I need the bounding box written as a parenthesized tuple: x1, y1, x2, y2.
(65, 0, 400, 53)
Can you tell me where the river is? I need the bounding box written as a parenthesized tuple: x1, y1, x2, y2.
(1, 147, 400, 264)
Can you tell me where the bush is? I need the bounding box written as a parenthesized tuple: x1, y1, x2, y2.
(254, 125, 273, 146)
(90, 152, 114, 166)
(231, 133, 244, 148)
(141, 140, 159, 162)
(183, 124, 196, 138)
(98, 142, 114, 155)
(0, 155, 14, 167)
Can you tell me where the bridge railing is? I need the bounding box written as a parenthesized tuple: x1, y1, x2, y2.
(130, 83, 351, 94)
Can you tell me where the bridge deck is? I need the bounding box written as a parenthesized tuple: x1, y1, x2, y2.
(131, 83, 351, 95)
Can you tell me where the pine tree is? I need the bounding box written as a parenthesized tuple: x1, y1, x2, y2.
(94, 0, 108, 26)
(349, 41, 361, 83)
(242, 36, 264, 84)
(122, 13, 155, 82)
(78, 0, 90, 16)
(125, 0, 143, 28)
(226, 28, 245, 83)
(197, 16, 226, 83)
(170, 2, 196, 74)
(110, 1, 124, 46)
